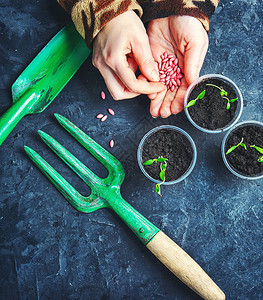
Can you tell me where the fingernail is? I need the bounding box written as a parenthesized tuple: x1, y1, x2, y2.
(151, 69, 159, 82)
(151, 115, 157, 119)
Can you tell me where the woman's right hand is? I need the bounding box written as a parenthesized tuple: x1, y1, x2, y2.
(92, 10, 165, 100)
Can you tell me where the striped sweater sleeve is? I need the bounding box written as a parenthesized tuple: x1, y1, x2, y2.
(140, 0, 220, 33)
(57, 0, 143, 47)
(57, 0, 219, 47)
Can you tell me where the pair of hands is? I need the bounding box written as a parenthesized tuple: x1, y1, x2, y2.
(92, 11, 208, 118)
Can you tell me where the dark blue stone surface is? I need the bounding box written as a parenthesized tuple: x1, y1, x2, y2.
(0, 1, 262, 299)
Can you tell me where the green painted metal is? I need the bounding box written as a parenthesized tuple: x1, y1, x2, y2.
(0, 23, 91, 146)
(24, 114, 159, 244)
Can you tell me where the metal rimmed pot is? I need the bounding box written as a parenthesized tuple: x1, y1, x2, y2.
(222, 120, 263, 180)
(137, 125, 197, 187)
(184, 74, 243, 133)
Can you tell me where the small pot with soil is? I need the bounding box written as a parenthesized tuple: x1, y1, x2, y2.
(184, 74, 243, 133)
(137, 125, 197, 196)
(222, 121, 263, 179)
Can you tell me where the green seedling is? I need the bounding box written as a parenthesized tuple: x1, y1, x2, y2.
(185, 90, 205, 108)
(226, 137, 247, 155)
(250, 145, 263, 163)
(143, 157, 168, 197)
(206, 83, 237, 110)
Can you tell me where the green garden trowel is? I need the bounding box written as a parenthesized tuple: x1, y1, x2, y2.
(0, 23, 91, 146)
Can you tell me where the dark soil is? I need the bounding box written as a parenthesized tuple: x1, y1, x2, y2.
(187, 78, 238, 130)
(225, 124, 263, 176)
(141, 128, 194, 181)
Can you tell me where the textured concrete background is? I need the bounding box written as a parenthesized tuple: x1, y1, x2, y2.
(0, 0, 262, 299)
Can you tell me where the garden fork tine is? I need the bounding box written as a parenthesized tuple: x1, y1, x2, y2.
(24, 145, 107, 213)
(24, 114, 225, 300)
(54, 113, 124, 187)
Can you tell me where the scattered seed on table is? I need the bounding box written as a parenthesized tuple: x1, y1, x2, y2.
(101, 115, 108, 122)
(109, 140, 114, 148)
(108, 108, 115, 115)
(101, 91, 106, 100)
(96, 113, 104, 119)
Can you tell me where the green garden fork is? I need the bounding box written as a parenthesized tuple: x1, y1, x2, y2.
(24, 114, 225, 300)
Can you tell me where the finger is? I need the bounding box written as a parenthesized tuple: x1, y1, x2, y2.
(127, 55, 138, 74)
(137, 74, 158, 100)
(148, 93, 157, 100)
(114, 61, 165, 95)
(171, 79, 188, 114)
(149, 89, 167, 117)
(131, 36, 160, 82)
(159, 89, 177, 118)
(99, 62, 141, 100)
(183, 34, 208, 85)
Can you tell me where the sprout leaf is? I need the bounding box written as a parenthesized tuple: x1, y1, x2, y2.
(197, 90, 206, 99)
(160, 170, 165, 181)
(226, 145, 238, 155)
(186, 99, 196, 108)
(250, 145, 263, 154)
(157, 157, 168, 163)
(143, 159, 154, 165)
(156, 184, 161, 196)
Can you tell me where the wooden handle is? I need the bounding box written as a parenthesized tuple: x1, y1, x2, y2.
(146, 231, 225, 300)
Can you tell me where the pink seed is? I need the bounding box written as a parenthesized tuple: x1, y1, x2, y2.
(101, 115, 108, 122)
(109, 139, 114, 148)
(101, 91, 106, 100)
(158, 52, 182, 89)
(108, 108, 115, 115)
(171, 78, 177, 86)
(96, 113, 104, 119)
